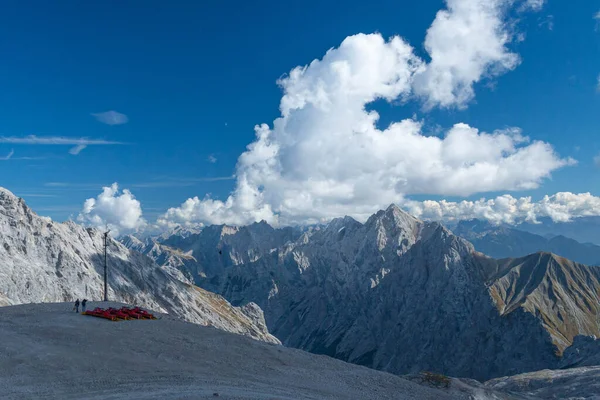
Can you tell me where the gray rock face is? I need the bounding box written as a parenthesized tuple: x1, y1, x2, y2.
(157, 221, 303, 280)
(0, 187, 279, 344)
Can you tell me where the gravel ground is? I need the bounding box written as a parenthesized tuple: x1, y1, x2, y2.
(0, 302, 460, 400)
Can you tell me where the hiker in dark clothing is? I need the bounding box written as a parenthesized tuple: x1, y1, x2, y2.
(74, 299, 80, 313)
(82, 299, 87, 313)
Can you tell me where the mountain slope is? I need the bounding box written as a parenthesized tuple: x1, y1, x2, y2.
(488, 253, 600, 352)
(0, 187, 278, 343)
(0, 302, 467, 400)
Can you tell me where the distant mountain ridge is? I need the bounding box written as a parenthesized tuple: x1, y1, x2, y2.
(516, 216, 600, 246)
(453, 219, 600, 265)
(126, 205, 600, 381)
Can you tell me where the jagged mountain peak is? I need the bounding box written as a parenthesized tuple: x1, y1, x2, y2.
(250, 219, 272, 227)
(360, 204, 424, 254)
(386, 203, 418, 220)
(366, 203, 420, 228)
(245, 220, 277, 236)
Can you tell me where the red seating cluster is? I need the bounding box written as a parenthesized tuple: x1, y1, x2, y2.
(83, 307, 157, 321)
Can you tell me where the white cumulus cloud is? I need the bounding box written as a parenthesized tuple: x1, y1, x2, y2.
(78, 183, 145, 236)
(406, 192, 600, 225)
(413, 0, 521, 109)
(92, 111, 129, 126)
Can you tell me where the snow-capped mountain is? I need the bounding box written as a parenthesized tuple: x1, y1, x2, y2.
(136, 204, 600, 381)
(453, 219, 600, 265)
(0, 187, 278, 344)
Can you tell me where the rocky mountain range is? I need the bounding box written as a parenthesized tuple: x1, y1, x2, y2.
(0, 187, 278, 344)
(453, 219, 600, 265)
(126, 205, 600, 381)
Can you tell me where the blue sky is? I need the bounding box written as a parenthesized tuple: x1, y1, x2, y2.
(1, 0, 599, 231)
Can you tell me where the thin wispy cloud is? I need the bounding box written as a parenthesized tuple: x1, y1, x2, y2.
(0, 149, 14, 160)
(44, 182, 70, 187)
(161, 176, 236, 183)
(594, 154, 600, 167)
(0, 135, 125, 155)
(69, 144, 87, 155)
(91, 111, 129, 125)
(520, 0, 545, 12)
(207, 155, 217, 163)
(129, 182, 198, 189)
(538, 15, 554, 31)
(127, 176, 237, 189)
(34, 205, 81, 212)
(0, 136, 123, 145)
(44, 182, 101, 190)
(44, 176, 235, 190)
(17, 193, 59, 198)
(595, 11, 600, 31)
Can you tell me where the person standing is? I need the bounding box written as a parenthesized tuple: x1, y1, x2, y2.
(81, 299, 87, 313)
(74, 299, 80, 313)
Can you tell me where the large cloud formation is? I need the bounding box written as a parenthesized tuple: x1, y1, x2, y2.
(78, 183, 146, 236)
(158, 0, 577, 228)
